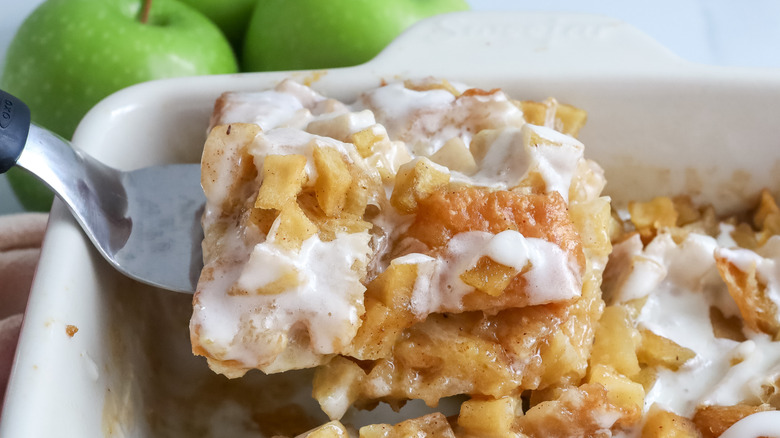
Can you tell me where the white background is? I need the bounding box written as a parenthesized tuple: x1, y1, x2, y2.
(1, 0, 780, 214)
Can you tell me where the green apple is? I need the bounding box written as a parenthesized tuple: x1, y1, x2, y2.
(178, 0, 257, 56)
(1, 0, 238, 211)
(242, 0, 469, 72)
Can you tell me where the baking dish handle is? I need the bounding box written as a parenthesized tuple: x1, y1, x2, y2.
(371, 11, 688, 75)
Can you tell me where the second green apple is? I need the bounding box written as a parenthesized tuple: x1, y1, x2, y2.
(242, 0, 469, 72)
(179, 0, 258, 55)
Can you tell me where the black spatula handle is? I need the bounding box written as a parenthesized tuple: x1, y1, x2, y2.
(0, 90, 31, 174)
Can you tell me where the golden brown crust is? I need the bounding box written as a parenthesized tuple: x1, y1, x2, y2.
(402, 186, 585, 313)
(208, 92, 231, 131)
(406, 187, 582, 261)
(715, 253, 780, 338)
(692, 404, 773, 438)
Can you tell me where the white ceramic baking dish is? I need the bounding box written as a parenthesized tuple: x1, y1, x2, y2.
(3, 11, 780, 437)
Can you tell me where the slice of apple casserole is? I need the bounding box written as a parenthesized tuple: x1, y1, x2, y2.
(191, 78, 612, 425)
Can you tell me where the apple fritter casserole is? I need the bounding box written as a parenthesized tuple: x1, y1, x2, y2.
(191, 78, 780, 437)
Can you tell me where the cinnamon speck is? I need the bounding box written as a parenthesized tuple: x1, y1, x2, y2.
(66, 325, 79, 337)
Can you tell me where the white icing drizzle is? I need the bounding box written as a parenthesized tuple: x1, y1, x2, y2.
(611, 230, 780, 420)
(354, 81, 525, 155)
(196, 99, 379, 370)
(610, 232, 727, 305)
(717, 222, 739, 248)
(452, 124, 584, 202)
(195, 227, 371, 369)
(305, 109, 376, 140)
(398, 230, 581, 317)
(526, 125, 585, 203)
(701, 334, 780, 407)
(248, 127, 359, 187)
(354, 82, 458, 154)
(212, 80, 327, 131)
(720, 411, 780, 438)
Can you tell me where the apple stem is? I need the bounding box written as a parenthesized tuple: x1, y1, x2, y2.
(140, 0, 152, 24)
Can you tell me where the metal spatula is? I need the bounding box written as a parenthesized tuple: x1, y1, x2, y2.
(0, 90, 203, 293)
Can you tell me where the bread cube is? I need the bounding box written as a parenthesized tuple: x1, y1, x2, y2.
(390, 157, 450, 214)
(628, 197, 679, 240)
(636, 328, 696, 371)
(312, 356, 366, 421)
(458, 396, 517, 437)
(519, 100, 549, 126)
(587, 364, 644, 423)
(299, 421, 349, 438)
(590, 305, 641, 378)
(273, 202, 317, 251)
(350, 127, 385, 158)
(313, 146, 353, 216)
(255, 154, 308, 210)
(554, 103, 587, 137)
